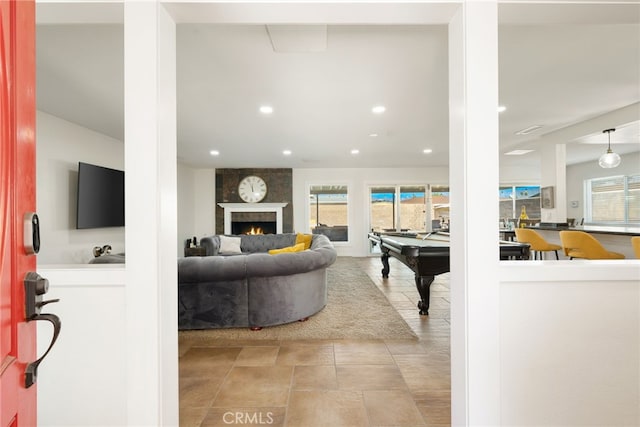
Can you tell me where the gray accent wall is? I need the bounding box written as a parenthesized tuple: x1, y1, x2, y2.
(215, 168, 294, 234)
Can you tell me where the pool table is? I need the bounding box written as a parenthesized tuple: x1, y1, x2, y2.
(368, 231, 530, 315)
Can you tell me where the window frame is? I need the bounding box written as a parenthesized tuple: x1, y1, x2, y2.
(585, 174, 640, 225)
(368, 184, 430, 234)
(499, 184, 541, 221)
(308, 183, 350, 243)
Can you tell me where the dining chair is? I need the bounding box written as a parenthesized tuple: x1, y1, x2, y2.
(514, 228, 562, 260)
(559, 230, 625, 260)
(631, 236, 640, 259)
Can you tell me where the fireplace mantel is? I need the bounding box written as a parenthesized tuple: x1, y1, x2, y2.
(218, 203, 288, 234)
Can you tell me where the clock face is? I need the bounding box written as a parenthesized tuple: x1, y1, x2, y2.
(238, 175, 267, 203)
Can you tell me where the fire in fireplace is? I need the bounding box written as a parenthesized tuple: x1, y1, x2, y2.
(232, 221, 277, 235)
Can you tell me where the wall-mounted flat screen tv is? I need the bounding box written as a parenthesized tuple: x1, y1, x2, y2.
(76, 162, 125, 229)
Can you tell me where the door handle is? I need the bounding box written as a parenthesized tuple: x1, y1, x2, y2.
(25, 313, 61, 388)
(24, 271, 59, 318)
(24, 272, 61, 388)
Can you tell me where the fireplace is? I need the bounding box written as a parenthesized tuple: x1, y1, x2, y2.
(232, 221, 277, 235)
(218, 203, 288, 235)
(231, 211, 277, 234)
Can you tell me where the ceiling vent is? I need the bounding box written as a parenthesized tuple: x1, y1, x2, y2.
(504, 149, 534, 156)
(515, 125, 543, 135)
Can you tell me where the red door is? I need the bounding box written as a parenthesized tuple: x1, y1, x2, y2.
(1, 1, 37, 426)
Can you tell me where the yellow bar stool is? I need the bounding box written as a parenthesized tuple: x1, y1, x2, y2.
(631, 236, 640, 259)
(559, 230, 625, 260)
(514, 228, 562, 260)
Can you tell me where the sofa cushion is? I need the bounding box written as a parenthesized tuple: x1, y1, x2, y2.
(178, 255, 248, 282)
(268, 243, 305, 255)
(219, 235, 242, 254)
(245, 238, 336, 278)
(240, 233, 297, 253)
(295, 233, 313, 250)
(199, 233, 325, 256)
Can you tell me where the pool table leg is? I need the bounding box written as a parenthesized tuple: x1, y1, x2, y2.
(380, 252, 390, 278)
(415, 275, 434, 315)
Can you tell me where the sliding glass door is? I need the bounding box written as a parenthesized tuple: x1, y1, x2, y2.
(399, 186, 427, 231)
(430, 185, 450, 230)
(369, 184, 449, 253)
(309, 185, 349, 242)
(370, 187, 396, 232)
(369, 185, 429, 233)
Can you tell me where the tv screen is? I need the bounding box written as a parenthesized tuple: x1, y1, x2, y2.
(76, 162, 125, 229)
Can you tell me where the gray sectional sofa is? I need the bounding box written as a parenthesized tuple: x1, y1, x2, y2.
(178, 233, 337, 330)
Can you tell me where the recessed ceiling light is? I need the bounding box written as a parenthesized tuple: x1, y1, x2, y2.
(515, 125, 542, 135)
(504, 149, 534, 156)
(259, 105, 273, 114)
(369, 133, 378, 137)
(423, 148, 433, 154)
(497, 105, 507, 113)
(209, 150, 220, 156)
(351, 149, 359, 155)
(283, 150, 292, 156)
(372, 105, 386, 114)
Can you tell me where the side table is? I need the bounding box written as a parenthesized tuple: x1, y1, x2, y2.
(184, 246, 206, 257)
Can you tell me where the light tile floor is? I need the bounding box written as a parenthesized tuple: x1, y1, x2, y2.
(179, 256, 451, 427)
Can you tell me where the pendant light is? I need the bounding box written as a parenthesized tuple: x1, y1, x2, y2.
(598, 128, 621, 168)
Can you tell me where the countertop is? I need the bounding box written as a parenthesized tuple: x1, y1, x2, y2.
(530, 224, 640, 236)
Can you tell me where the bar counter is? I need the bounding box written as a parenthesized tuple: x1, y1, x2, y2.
(534, 224, 640, 236)
(527, 224, 639, 259)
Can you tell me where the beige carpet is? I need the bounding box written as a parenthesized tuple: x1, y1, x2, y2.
(179, 257, 417, 341)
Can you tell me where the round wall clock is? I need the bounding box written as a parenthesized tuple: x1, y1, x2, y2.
(238, 175, 268, 203)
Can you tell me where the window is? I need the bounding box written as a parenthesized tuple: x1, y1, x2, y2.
(309, 185, 348, 242)
(370, 187, 396, 232)
(369, 185, 432, 233)
(430, 185, 450, 229)
(499, 185, 541, 221)
(400, 186, 427, 231)
(586, 174, 640, 224)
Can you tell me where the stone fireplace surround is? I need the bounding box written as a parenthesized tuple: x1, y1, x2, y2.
(215, 168, 293, 234)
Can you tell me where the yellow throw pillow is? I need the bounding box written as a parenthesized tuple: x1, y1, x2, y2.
(268, 243, 305, 255)
(295, 233, 313, 250)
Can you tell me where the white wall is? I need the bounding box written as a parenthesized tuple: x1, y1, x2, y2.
(177, 164, 216, 256)
(500, 163, 541, 185)
(36, 112, 213, 263)
(499, 261, 640, 426)
(293, 167, 448, 257)
(566, 151, 640, 223)
(192, 169, 216, 241)
(123, 5, 179, 424)
(35, 112, 129, 427)
(177, 163, 196, 256)
(36, 111, 125, 264)
(37, 266, 126, 427)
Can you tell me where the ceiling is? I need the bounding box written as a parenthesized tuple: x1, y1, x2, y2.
(35, 2, 640, 169)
